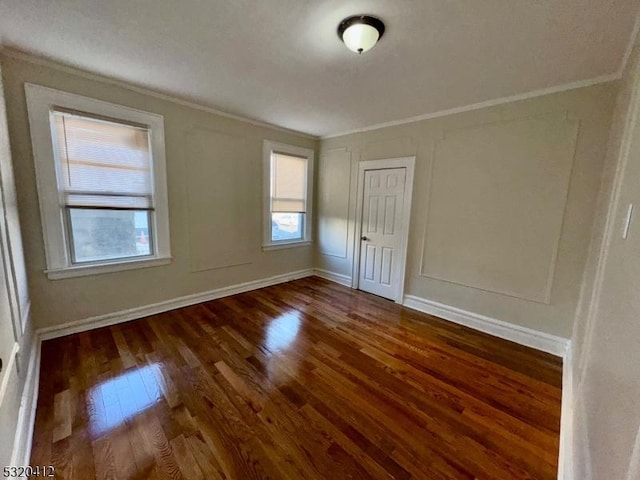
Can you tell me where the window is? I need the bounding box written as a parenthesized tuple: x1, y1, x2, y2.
(263, 141, 313, 249)
(25, 84, 171, 279)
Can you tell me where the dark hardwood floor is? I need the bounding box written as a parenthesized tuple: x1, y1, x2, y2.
(31, 276, 562, 479)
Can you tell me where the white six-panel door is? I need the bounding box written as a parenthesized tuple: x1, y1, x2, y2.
(358, 167, 407, 300)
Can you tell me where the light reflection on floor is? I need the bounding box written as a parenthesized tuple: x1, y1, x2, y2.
(265, 311, 301, 354)
(88, 362, 163, 437)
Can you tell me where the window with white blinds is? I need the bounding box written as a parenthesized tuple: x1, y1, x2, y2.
(25, 84, 171, 279)
(270, 152, 307, 213)
(53, 111, 154, 210)
(263, 141, 314, 249)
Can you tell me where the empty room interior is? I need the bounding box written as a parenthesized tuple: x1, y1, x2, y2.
(1, 1, 640, 479)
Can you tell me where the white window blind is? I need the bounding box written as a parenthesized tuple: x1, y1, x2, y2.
(270, 152, 307, 213)
(53, 111, 153, 210)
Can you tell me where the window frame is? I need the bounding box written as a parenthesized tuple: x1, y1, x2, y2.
(262, 140, 314, 251)
(25, 83, 171, 279)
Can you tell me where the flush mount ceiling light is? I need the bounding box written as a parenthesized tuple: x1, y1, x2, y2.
(338, 15, 385, 54)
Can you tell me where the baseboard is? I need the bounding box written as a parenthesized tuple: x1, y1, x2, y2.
(10, 334, 41, 466)
(13, 273, 572, 468)
(403, 294, 570, 357)
(313, 268, 352, 287)
(558, 343, 574, 480)
(38, 268, 314, 340)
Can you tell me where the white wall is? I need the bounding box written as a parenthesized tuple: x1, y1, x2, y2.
(569, 34, 640, 479)
(317, 84, 617, 339)
(0, 53, 318, 330)
(0, 46, 631, 475)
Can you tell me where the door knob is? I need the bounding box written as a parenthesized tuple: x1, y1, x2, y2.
(361, 236, 369, 241)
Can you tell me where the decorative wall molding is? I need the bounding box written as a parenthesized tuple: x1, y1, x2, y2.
(10, 335, 41, 467)
(313, 268, 352, 287)
(185, 127, 255, 272)
(418, 112, 578, 304)
(38, 269, 314, 340)
(318, 148, 351, 259)
(403, 294, 570, 356)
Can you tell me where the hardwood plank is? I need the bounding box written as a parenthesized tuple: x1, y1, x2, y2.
(52, 389, 73, 443)
(31, 276, 562, 479)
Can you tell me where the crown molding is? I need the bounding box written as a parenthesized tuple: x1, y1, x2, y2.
(619, 9, 640, 80)
(323, 7, 640, 140)
(1, 44, 627, 143)
(321, 73, 620, 139)
(0, 46, 318, 140)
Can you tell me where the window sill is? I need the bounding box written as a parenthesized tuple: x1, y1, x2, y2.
(262, 240, 312, 252)
(45, 256, 172, 280)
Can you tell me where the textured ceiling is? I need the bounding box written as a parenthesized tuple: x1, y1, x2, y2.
(0, 0, 638, 136)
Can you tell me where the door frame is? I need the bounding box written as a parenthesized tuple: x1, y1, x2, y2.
(351, 156, 416, 303)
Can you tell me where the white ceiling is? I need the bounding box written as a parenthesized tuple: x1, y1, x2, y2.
(0, 1, 638, 137)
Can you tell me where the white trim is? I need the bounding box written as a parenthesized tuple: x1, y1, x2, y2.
(2, 47, 621, 143)
(20, 301, 30, 332)
(10, 335, 41, 467)
(8, 275, 571, 469)
(403, 294, 569, 356)
(45, 256, 172, 279)
(262, 240, 312, 252)
(321, 74, 619, 139)
(619, 10, 640, 79)
(352, 157, 415, 303)
(37, 269, 314, 340)
(0, 47, 622, 142)
(313, 269, 352, 287)
(262, 140, 315, 249)
(0, 64, 26, 343)
(558, 343, 574, 480)
(0, 341, 19, 408)
(1, 47, 317, 140)
(24, 83, 172, 278)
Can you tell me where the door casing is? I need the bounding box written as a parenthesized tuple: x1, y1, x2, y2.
(352, 156, 415, 303)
